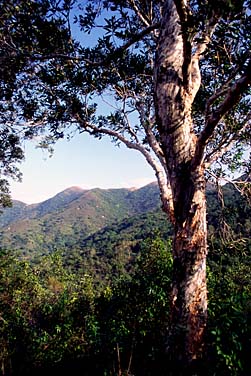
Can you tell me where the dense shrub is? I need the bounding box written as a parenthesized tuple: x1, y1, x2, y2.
(0, 234, 250, 375)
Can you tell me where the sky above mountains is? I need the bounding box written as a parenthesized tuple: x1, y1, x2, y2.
(6, 6, 157, 205)
(10, 133, 156, 204)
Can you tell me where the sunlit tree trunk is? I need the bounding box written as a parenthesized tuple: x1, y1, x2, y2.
(154, 0, 208, 371)
(169, 166, 208, 371)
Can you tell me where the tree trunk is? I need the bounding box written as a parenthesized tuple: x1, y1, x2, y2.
(168, 167, 208, 373)
(154, 0, 208, 372)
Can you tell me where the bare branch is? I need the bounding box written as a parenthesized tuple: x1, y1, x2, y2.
(231, 178, 251, 204)
(145, 126, 165, 162)
(135, 100, 168, 175)
(109, 22, 160, 55)
(205, 66, 243, 118)
(205, 114, 251, 166)
(76, 115, 174, 219)
(193, 60, 251, 168)
(128, 0, 151, 27)
(208, 170, 251, 205)
(205, 138, 239, 168)
(123, 112, 140, 143)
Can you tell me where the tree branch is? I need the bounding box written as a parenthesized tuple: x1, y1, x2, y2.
(112, 22, 160, 54)
(173, 0, 192, 91)
(205, 66, 243, 118)
(27, 22, 160, 66)
(189, 14, 218, 100)
(135, 100, 169, 175)
(173, 1, 218, 100)
(205, 113, 251, 166)
(193, 60, 251, 168)
(193, 11, 218, 60)
(128, 0, 151, 27)
(76, 115, 174, 219)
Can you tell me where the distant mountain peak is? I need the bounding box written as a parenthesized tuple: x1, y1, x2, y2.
(69, 186, 85, 190)
(61, 186, 85, 194)
(128, 187, 137, 192)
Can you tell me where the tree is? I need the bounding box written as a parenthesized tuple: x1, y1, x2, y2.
(1, 0, 251, 372)
(0, 0, 72, 207)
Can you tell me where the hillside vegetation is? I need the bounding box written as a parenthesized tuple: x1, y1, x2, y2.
(0, 181, 250, 261)
(0, 182, 250, 375)
(0, 183, 160, 255)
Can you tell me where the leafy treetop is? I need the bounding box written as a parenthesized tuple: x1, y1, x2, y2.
(0, 0, 251, 205)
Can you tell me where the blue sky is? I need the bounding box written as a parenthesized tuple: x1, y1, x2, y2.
(9, 6, 157, 204)
(10, 133, 156, 204)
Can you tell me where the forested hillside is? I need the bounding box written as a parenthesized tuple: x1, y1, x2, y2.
(0, 183, 160, 255)
(0, 180, 250, 375)
(0, 181, 250, 262)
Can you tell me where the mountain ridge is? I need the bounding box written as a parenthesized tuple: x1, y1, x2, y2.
(0, 182, 161, 253)
(1, 182, 157, 227)
(1, 180, 249, 260)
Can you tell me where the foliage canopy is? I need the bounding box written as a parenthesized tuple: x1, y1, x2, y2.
(1, 1, 250, 192)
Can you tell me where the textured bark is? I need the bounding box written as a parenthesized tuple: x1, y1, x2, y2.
(169, 166, 208, 371)
(154, 0, 208, 371)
